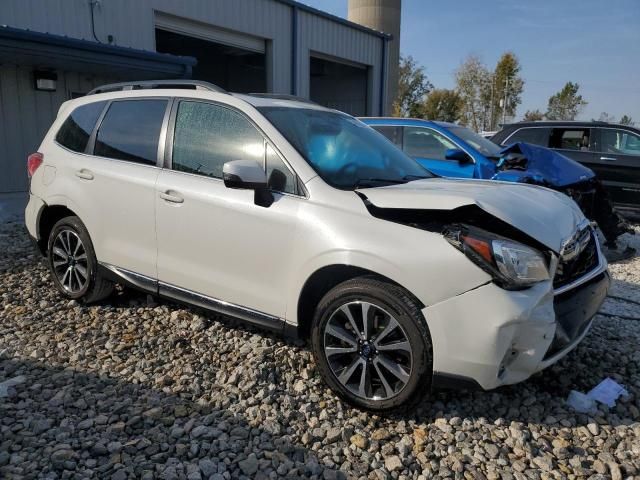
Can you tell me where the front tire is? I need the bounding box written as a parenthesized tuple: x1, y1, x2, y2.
(311, 276, 433, 411)
(47, 216, 113, 303)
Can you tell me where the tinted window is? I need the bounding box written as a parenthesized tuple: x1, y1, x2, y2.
(372, 126, 403, 147)
(55, 101, 106, 153)
(266, 144, 296, 194)
(94, 100, 167, 165)
(505, 127, 550, 147)
(448, 126, 502, 157)
(549, 128, 590, 151)
(172, 101, 264, 179)
(600, 129, 640, 156)
(259, 107, 431, 190)
(404, 127, 457, 160)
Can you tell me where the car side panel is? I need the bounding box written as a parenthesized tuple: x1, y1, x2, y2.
(155, 169, 301, 319)
(283, 177, 493, 326)
(39, 144, 160, 278)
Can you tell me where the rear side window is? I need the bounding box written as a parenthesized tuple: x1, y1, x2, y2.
(403, 127, 457, 160)
(549, 128, 590, 151)
(94, 100, 167, 165)
(505, 127, 550, 147)
(171, 101, 264, 179)
(55, 101, 106, 153)
(372, 126, 403, 147)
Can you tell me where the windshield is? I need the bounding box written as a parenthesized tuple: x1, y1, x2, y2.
(449, 126, 502, 158)
(258, 107, 432, 189)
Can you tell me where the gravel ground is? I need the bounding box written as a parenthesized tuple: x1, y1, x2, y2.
(1, 222, 639, 480)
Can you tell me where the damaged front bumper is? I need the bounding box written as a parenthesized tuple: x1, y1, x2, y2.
(425, 265, 610, 391)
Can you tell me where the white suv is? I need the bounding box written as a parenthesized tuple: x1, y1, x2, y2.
(25, 80, 609, 410)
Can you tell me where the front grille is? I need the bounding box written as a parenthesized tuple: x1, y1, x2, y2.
(553, 229, 599, 289)
(544, 272, 609, 359)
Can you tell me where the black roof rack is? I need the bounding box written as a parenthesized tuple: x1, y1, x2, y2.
(245, 93, 319, 105)
(88, 80, 227, 95)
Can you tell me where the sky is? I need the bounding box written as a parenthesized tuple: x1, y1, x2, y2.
(301, 0, 640, 122)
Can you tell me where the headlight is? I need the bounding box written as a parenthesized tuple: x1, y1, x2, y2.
(444, 225, 550, 289)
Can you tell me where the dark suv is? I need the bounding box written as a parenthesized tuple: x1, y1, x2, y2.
(492, 122, 640, 218)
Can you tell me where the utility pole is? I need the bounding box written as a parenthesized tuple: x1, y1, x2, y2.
(489, 75, 495, 131)
(502, 77, 509, 126)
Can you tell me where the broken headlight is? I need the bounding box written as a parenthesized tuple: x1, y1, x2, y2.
(444, 225, 550, 289)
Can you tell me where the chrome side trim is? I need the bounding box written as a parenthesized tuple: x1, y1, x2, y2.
(99, 263, 157, 292)
(99, 262, 285, 333)
(158, 281, 283, 332)
(553, 237, 607, 296)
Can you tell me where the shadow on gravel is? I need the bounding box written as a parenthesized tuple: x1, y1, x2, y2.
(0, 357, 336, 479)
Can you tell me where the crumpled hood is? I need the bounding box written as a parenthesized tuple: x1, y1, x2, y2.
(495, 142, 595, 187)
(357, 178, 586, 252)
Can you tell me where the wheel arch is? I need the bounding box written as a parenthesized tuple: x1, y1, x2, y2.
(295, 264, 424, 341)
(37, 204, 79, 255)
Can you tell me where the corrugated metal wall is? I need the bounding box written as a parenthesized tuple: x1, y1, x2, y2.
(0, 66, 120, 192)
(0, 0, 385, 104)
(297, 10, 383, 116)
(0, 0, 387, 192)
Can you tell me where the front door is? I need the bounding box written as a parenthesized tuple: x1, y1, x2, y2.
(403, 127, 475, 178)
(155, 99, 301, 321)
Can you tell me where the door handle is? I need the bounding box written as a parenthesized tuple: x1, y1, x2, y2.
(159, 190, 184, 204)
(600, 156, 617, 162)
(75, 169, 94, 180)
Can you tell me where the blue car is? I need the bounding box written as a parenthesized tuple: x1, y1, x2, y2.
(360, 117, 633, 246)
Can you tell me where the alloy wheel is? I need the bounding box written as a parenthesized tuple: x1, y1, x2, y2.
(323, 301, 413, 401)
(52, 229, 89, 294)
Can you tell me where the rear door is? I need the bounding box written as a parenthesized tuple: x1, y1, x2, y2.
(87, 98, 166, 278)
(547, 127, 598, 168)
(402, 127, 475, 178)
(53, 98, 167, 279)
(592, 127, 640, 209)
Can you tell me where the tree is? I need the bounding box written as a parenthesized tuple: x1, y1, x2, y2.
(393, 55, 433, 117)
(421, 89, 464, 122)
(490, 52, 525, 129)
(620, 115, 635, 126)
(546, 82, 587, 120)
(597, 112, 616, 123)
(455, 55, 492, 131)
(523, 109, 544, 121)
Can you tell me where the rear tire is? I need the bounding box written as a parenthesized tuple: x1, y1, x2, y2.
(47, 216, 113, 304)
(311, 276, 432, 411)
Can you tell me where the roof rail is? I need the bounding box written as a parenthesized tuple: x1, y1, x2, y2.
(88, 80, 227, 95)
(246, 93, 319, 105)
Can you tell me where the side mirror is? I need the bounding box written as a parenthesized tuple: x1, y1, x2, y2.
(445, 148, 472, 164)
(222, 160, 273, 207)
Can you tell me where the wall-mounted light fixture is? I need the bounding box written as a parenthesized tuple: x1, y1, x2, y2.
(34, 71, 58, 92)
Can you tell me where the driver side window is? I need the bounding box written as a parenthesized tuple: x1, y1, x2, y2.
(403, 127, 457, 160)
(172, 101, 264, 179)
(599, 129, 640, 157)
(172, 101, 297, 194)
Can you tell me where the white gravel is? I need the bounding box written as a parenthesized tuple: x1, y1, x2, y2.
(1, 222, 639, 479)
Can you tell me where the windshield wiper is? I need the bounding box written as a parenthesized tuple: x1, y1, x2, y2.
(354, 178, 407, 188)
(402, 174, 431, 180)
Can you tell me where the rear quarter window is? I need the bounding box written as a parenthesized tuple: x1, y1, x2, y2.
(505, 127, 550, 147)
(55, 101, 106, 153)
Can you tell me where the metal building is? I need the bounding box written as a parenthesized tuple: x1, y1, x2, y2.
(0, 0, 394, 193)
